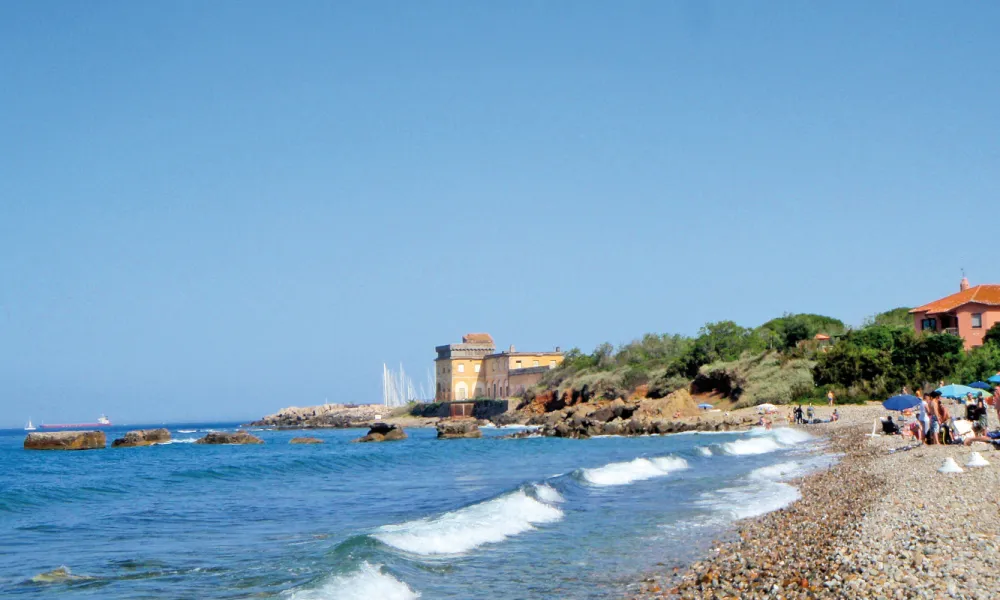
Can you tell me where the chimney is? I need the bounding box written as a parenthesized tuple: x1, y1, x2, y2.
(509, 345, 515, 353)
(555, 346, 561, 352)
(960, 276, 970, 292)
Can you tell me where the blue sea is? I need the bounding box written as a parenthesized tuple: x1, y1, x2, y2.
(0, 423, 834, 599)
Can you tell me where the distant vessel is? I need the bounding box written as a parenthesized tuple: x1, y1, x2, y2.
(42, 415, 112, 429)
(24, 419, 36, 431)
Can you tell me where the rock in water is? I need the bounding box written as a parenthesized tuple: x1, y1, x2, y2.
(24, 431, 106, 451)
(31, 566, 90, 583)
(111, 429, 171, 447)
(354, 423, 407, 443)
(436, 419, 482, 439)
(195, 431, 264, 445)
(289, 437, 324, 444)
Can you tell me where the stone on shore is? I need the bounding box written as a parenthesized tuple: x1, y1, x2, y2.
(195, 431, 264, 445)
(111, 428, 171, 447)
(289, 437, 324, 444)
(436, 419, 482, 439)
(24, 431, 106, 451)
(354, 423, 407, 442)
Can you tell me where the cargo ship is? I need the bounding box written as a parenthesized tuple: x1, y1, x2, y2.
(41, 415, 112, 429)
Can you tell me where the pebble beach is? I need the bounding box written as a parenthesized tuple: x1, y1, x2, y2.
(631, 403, 1000, 599)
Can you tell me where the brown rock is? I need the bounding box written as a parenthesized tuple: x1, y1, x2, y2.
(111, 428, 171, 447)
(24, 431, 106, 451)
(354, 423, 407, 443)
(289, 437, 324, 444)
(436, 419, 482, 439)
(195, 431, 264, 445)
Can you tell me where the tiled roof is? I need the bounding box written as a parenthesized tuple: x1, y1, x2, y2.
(462, 333, 494, 344)
(910, 285, 1000, 314)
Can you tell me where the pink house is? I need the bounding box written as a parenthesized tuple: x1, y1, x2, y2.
(910, 277, 1000, 350)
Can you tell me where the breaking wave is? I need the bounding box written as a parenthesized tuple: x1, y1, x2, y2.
(696, 446, 713, 457)
(720, 428, 813, 456)
(286, 563, 419, 600)
(373, 488, 563, 556)
(580, 456, 688, 487)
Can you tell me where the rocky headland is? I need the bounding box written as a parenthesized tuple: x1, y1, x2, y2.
(24, 431, 106, 451)
(247, 404, 388, 428)
(436, 419, 482, 439)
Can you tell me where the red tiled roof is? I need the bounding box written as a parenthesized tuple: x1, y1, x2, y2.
(814, 334, 831, 340)
(910, 285, 1000, 314)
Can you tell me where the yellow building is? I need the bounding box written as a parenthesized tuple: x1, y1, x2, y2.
(434, 333, 563, 401)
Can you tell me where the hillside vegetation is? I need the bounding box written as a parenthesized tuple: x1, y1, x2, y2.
(532, 313, 1000, 408)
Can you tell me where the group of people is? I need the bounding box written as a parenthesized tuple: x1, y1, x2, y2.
(790, 404, 838, 425)
(889, 385, 1000, 446)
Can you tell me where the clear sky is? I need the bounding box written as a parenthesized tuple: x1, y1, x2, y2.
(2, 1, 998, 426)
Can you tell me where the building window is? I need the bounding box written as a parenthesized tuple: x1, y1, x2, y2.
(515, 360, 522, 368)
(457, 364, 465, 373)
(549, 361, 556, 368)
(972, 313, 983, 329)
(474, 364, 480, 373)
(533, 360, 539, 367)
(921, 318, 937, 331)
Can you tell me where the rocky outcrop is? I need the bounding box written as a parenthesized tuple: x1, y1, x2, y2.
(354, 423, 407, 443)
(289, 437, 324, 444)
(247, 403, 386, 429)
(436, 419, 483, 439)
(111, 429, 171, 447)
(195, 431, 264, 445)
(24, 431, 106, 451)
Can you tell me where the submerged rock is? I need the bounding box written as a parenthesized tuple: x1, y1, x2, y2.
(289, 437, 324, 444)
(436, 419, 482, 439)
(24, 431, 106, 451)
(111, 429, 171, 447)
(31, 566, 91, 583)
(195, 431, 264, 445)
(354, 423, 407, 443)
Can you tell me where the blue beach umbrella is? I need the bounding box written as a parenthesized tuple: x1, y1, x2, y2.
(936, 384, 984, 399)
(989, 374, 1000, 384)
(969, 381, 993, 390)
(698, 403, 714, 410)
(883, 394, 921, 411)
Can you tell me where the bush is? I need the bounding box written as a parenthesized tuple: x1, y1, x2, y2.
(621, 366, 651, 391)
(694, 352, 817, 408)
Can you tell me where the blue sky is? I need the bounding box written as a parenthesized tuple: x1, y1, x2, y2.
(1, 1, 998, 425)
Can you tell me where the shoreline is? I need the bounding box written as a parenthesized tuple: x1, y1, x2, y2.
(629, 404, 1000, 599)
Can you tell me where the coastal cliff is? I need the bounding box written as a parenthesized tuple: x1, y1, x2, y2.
(247, 404, 387, 428)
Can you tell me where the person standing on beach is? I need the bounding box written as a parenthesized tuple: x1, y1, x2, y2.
(827, 390, 835, 406)
(993, 386, 1000, 426)
(917, 392, 929, 444)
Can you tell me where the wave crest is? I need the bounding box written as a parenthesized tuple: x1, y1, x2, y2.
(373, 490, 563, 556)
(580, 456, 688, 487)
(286, 563, 419, 600)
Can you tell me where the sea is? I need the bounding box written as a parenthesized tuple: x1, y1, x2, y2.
(0, 423, 836, 599)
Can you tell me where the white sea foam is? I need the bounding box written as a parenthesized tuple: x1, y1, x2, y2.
(163, 438, 198, 444)
(720, 428, 813, 456)
(749, 455, 838, 482)
(720, 438, 782, 456)
(286, 562, 419, 600)
(373, 490, 563, 555)
(177, 429, 197, 433)
(581, 456, 688, 487)
(532, 483, 564, 504)
(696, 446, 713, 457)
(699, 480, 801, 520)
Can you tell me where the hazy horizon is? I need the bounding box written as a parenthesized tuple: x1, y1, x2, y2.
(3, 1, 998, 427)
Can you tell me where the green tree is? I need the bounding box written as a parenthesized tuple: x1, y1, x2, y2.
(954, 344, 1000, 384)
(864, 307, 914, 329)
(984, 323, 1000, 347)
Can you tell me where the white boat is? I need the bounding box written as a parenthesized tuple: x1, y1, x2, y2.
(98, 414, 111, 426)
(24, 418, 36, 431)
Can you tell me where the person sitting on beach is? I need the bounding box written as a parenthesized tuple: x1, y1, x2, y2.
(881, 415, 900, 435)
(831, 409, 840, 422)
(967, 398, 988, 434)
(963, 430, 1000, 448)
